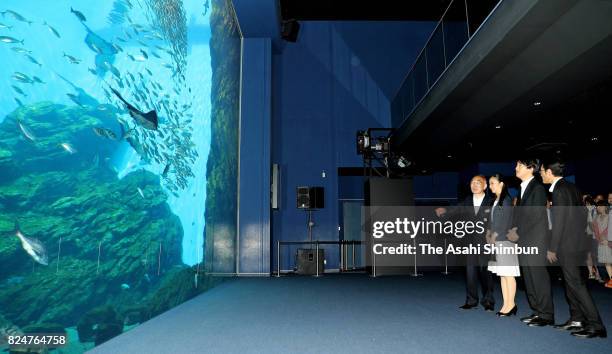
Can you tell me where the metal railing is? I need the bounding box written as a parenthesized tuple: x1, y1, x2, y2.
(274, 240, 364, 277)
(391, 0, 502, 128)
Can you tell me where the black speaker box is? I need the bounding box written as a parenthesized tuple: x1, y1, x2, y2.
(281, 19, 300, 42)
(296, 248, 325, 275)
(296, 186, 324, 209)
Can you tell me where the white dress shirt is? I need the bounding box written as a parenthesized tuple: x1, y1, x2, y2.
(491, 199, 499, 222)
(548, 177, 562, 193)
(520, 176, 534, 199)
(473, 194, 485, 215)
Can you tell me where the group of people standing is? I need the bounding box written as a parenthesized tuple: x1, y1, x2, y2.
(585, 193, 612, 287)
(438, 157, 607, 339)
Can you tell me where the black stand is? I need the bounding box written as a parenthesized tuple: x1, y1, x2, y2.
(307, 209, 314, 248)
(306, 209, 322, 277)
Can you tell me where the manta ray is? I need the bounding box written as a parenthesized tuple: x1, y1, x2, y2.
(110, 87, 158, 130)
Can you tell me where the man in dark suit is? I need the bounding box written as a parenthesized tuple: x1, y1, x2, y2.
(507, 158, 554, 327)
(436, 175, 495, 311)
(540, 159, 607, 338)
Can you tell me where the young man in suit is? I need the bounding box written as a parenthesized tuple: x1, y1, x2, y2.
(540, 159, 607, 338)
(436, 175, 496, 311)
(507, 158, 554, 327)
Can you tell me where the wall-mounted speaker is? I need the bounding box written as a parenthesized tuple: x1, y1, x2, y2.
(296, 186, 324, 209)
(281, 19, 300, 42)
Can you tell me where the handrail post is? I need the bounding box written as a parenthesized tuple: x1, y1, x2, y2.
(315, 241, 321, 277)
(276, 240, 280, 277)
(352, 241, 356, 270)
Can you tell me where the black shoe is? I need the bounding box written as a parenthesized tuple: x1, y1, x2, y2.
(483, 304, 495, 312)
(571, 328, 607, 338)
(497, 305, 517, 317)
(528, 317, 554, 327)
(554, 320, 584, 331)
(521, 314, 538, 323)
(459, 303, 478, 309)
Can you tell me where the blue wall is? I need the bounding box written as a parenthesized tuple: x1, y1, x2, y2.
(332, 21, 436, 99)
(231, 3, 457, 272)
(271, 21, 397, 271)
(238, 38, 272, 275)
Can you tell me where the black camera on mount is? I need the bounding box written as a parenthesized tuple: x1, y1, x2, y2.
(357, 130, 390, 156)
(356, 130, 370, 155)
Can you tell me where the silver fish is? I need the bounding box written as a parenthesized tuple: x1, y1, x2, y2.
(1, 10, 32, 25)
(90, 42, 103, 54)
(17, 119, 35, 141)
(14, 221, 48, 265)
(0, 22, 12, 29)
(92, 127, 117, 140)
(25, 54, 41, 66)
(63, 52, 81, 64)
(0, 35, 24, 44)
(110, 65, 121, 79)
(70, 7, 86, 22)
(43, 21, 61, 38)
(162, 163, 171, 177)
(11, 85, 26, 96)
(60, 142, 77, 154)
(12, 72, 33, 84)
(11, 47, 31, 54)
(66, 93, 83, 106)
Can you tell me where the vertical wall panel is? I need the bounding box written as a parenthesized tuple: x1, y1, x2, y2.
(238, 38, 272, 274)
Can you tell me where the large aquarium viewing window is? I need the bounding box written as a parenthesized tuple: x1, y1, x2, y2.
(0, 0, 241, 352)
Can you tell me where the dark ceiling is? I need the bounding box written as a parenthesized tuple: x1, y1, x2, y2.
(435, 75, 612, 168)
(391, 0, 612, 173)
(279, 0, 452, 21)
(396, 73, 612, 173)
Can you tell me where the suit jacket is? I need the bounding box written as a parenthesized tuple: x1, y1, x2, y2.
(512, 178, 549, 250)
(451, 194, 495, 221)
(549, 178, 589, 254)
(489, 196, 513, 241)
(445, 193, 494, 244)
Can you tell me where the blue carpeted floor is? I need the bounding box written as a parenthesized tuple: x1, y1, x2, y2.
(89, 272, 611, 353)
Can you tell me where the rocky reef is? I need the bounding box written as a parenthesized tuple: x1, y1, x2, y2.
(204, 0, 241, 273)
(0, 102, 221, 349)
